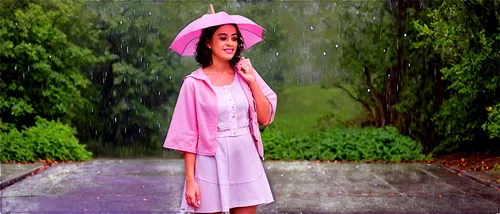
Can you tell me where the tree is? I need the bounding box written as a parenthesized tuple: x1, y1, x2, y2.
(0, 0, 102, 130)
(412, 0, 500, 152)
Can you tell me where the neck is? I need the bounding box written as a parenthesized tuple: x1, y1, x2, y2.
(210, 56, 232, 74)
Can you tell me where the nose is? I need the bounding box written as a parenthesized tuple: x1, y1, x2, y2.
(227, 39, 236, 47)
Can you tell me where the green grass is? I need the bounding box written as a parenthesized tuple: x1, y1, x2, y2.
(270, 84, 364, 136)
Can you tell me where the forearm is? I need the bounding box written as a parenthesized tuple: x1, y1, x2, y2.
(184, 152, 196, 181)
(249, 81, 271, 126)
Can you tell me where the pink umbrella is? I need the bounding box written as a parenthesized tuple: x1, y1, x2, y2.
(169, 6, 265, 56)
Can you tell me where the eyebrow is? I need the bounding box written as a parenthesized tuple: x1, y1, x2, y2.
(217, 33, 238, 36)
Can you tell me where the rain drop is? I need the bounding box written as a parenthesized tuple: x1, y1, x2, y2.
(123, 77, 126, 82)
(139, 128, 141, 133)
(368, 89, 371, 93)
(14, 65, 17, 70)
(276, 52, 279, 56)
(335, 44, 339, 48)
(273, 28, 276, 32)
(22, 73, 25, 78)
(373, 16, 376, 20)
(114, 117, 117, 123)
(323, 52, 327, 56)
(68, 14, 71, 17)
(408, 63, 411, 68)
(158, 91, 161, 95)
(149, 12, 152, 15)
(49, 55, 52, 59)
(383, 49, 386, 53)
(404, 33, 407, 37)
(310, 26, 314, 30)
(156, 74, 159, 81)
(127, 46, 129, 54)
(91, 109, 94, 113)
(120, 20, 123, 24)
(169, 76, 172, 80)
(127, 17, 130, 20)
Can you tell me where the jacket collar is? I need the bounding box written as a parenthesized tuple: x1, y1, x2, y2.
(186, 66, 242, 82)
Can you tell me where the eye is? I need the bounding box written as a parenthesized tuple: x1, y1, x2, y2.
(219, 36, 227, 41)
(231, 37, 237, 41)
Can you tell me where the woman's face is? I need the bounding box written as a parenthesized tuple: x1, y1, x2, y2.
(207, 24, 238, 62)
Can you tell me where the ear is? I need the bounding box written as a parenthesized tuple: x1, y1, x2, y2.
(206, 40, 212, 49)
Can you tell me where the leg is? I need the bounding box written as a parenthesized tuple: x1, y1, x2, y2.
(230, 205, 257, 214)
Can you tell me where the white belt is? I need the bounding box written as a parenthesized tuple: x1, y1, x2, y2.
(217, 127, 250, 137)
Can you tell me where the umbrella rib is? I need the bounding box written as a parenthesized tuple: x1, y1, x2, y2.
(181, 37, 201, 56)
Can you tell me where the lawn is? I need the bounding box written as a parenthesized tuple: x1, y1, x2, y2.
(270, 84, 365, 136)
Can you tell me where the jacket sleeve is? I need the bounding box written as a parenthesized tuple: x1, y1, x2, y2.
(254, 70, 278, 124)
(163, 77, 198, 154)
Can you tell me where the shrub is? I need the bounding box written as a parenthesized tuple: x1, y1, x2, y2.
(262, 126, 427, 162)
(0, 117, 92, 162)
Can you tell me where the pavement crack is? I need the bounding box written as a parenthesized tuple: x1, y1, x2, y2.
(322, 174, 349, 195)
(422, 167, 498, 206)
(420, 168, 467, 195)
(369, 171, 427, 213)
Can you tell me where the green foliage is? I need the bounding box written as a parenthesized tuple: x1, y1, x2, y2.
(483, 104, 500, 139)
(263, 126, 426, 162)
(412, 0, 500, 151)
(0, 0, 103, 128)
(0, 117, 92, 162)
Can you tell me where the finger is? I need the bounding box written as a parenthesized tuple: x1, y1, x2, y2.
(191, 196, 199, 208)
(195, 188, 201, 206)
(186, 196, 192, 206)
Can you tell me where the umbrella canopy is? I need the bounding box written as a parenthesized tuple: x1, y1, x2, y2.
(169, 11, 265, 56)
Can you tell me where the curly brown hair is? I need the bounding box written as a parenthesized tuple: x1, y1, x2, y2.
(195, 24, 245, 68)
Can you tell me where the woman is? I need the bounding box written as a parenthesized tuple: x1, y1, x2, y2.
(163, 23, 277, 213)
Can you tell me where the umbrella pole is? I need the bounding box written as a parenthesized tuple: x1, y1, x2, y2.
(210, 4, 215, 14)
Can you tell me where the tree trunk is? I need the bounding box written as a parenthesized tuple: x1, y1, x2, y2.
(364, 67, 385, 127)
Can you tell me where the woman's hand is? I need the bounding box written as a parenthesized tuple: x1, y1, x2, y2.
(185, 179, 201, 208)
(237, 57, 256, 84)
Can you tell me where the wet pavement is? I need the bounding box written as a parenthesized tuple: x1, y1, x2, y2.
(1, 159, 498, 213)
(1, 163, 42, 182)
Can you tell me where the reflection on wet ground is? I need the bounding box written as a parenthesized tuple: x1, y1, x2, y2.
(2, 159, 498, 213)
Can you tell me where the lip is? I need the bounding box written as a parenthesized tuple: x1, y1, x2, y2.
(223, 49, 234, 54)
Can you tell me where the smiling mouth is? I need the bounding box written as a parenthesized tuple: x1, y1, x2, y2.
(224, 49, 234, 54)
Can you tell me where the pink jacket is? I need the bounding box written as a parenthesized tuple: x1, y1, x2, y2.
(163, 67, 277, 158)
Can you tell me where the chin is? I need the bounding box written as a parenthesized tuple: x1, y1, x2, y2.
(223, 56, 234, 61)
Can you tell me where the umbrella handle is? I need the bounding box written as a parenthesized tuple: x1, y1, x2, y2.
(210, 4, 215, 14)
